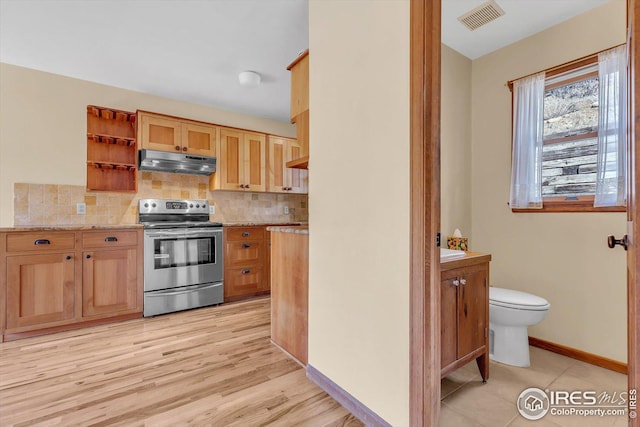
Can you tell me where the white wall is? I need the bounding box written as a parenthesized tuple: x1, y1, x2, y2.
(0, 63, 295, 227)
(470, 0, 627, 362)
(308, 0, 410, 425)
(441, 45, 472, 242)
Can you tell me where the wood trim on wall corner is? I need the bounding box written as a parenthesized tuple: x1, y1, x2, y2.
(409, 0, 442, 426)
(528, 336, 628, 374)
(306, 365, 392, 427)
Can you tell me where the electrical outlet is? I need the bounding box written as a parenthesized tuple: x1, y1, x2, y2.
(209, 205, 215, 215)
(77, 203, 86, 215)
(284, 206, 289, 215)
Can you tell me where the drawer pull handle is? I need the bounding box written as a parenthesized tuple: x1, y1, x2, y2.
(242, 243, 251, 248)
(65, 255, 72, 260)
(460, 279, 467, 285)
(86, 254, 92, 259)
(452, 280, 460, 287)
(242, 232, 250, 237)
(104, 236, 118, 242)
(34, 239, 51, 245)
(242, 269, 250, 275)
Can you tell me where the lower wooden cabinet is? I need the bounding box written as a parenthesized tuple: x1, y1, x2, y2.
(6, 253, 75, 329)
(224, 226, 270, 301)
(82, 248, 138, 317)
(1, 228, 143, 341)
(440, 254, 491, 381)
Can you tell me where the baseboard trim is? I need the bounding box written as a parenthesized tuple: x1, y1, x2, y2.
(306, 364, 392, 427)
(528, 336, 628, 374)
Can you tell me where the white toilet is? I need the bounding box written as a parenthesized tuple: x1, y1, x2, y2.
(489, 287, 550, 367)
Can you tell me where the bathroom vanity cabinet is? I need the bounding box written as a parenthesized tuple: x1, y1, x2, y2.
(440, 252, 491, 381)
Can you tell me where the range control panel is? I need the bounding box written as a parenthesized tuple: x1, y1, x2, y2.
(138, 199, 209, 215)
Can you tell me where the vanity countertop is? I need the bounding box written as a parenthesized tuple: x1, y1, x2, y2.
(441, 251, 491, 271)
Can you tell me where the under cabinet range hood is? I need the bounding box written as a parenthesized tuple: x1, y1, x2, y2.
(138, 149, 216, 175)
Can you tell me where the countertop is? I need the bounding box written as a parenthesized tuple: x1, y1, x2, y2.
(440, 251, 491, 271)
(0, 224, 143, 232)
(224, 222, 307, 227)
(267, 225, 309, 235)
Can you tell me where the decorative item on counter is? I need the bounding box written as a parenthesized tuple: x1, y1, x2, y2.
(447, 228, 468, 251)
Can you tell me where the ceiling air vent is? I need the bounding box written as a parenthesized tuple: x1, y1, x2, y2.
(458, 0, 505, 31)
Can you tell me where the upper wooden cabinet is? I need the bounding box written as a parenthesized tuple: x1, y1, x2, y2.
(138, 111, 216, 157)
(267, 136, 308, 194)
(213, 128, 266, 192)
(288, 50, 309, 120)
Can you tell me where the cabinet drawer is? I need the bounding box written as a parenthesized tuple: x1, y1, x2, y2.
(82, 230, 138, 249)
(225, 241, 264, 267)
(225, 266, 265, 298)
(225, 227, 265, 241)
(6, 232, 75, 253)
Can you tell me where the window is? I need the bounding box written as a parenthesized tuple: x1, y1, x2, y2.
(509, 47, 627, 213)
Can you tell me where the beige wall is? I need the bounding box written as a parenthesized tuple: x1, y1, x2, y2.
(308, 0, 409, 425)
(441, 45, 472, 242)
(0, 63, 296, 227)
(471, 0, 627, 362)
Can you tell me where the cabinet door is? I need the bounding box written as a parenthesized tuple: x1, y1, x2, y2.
(287, 139, 308, 194)
(140, 114, 182, 152)
(441, 270, 459, 368)
(457, 265, 488, 358)
(182, 123, 216, 156)
(224, 241, 265, 268)
(6, 253, 75, 329)
(219, 128, 245, 191)
(82, 249, 137, 317)
(244, 132, 266, 192)
(290, 53, 309, 119)
(268, 137, 287, 193)
(224, 267, 265, 299)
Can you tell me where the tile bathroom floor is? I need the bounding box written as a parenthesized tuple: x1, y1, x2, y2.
(440, 347, 629, 427)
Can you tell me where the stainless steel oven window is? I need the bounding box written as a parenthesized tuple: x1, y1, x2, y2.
(153, 235, 215, 269)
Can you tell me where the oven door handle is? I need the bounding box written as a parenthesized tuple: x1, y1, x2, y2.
(145, 229, 221, 238)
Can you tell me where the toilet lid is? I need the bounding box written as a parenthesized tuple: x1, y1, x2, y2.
(490, 287, 550, 310)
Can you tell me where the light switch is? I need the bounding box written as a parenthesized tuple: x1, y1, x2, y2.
(284, 206, 289, 215)
(77, 203, 86, 215)
(209, 205, 215, 215)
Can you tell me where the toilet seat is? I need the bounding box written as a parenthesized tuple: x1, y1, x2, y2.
(490, 287, 551, 311)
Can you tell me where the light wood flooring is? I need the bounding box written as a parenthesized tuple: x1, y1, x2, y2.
(0, 297, 363, 427)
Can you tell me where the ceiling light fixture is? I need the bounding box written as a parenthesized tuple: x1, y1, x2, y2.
(238, 71, 261, 87)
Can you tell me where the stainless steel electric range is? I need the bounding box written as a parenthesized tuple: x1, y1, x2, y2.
(139, 199, 223, 317)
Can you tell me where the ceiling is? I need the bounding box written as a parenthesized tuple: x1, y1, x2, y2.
(442, 0, 613, 59)
(0, 0, 613, 122)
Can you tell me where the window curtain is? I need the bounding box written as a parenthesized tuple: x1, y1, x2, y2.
(510, 72, 546, 209)
(594, 45, 628, 207)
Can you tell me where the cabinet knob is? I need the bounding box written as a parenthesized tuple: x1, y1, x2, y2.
(245, 185, 250, 189)
(452, 280, 460, 287)
(34, 239, 51, 245)
(65, 255, 72, 260)
(175, 146, 180, 151)
(182, 147, 188, 152)
(242, 232, 250, 237)
(242, 269, 250, 275)
(242, 243, 251, 249)
(86, 254, 92, 259)
(460, 279, 467, 285)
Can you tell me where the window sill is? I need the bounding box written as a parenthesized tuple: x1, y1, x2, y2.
(511, 197, 626, 213)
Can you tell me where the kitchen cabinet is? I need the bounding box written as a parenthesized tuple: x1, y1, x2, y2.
(138, 111, 217, 156)
(287, 50, 309, 168)
(267, 136, 308, 194)
(213, 128, 266, 192)
(223, 226, 270, 301)
(269, 226, 308, 365)
(440, 253, 490, 381)
(82, 230, 139, 317)
(1, 228, 143, 341)
(86, 105, 137, 192)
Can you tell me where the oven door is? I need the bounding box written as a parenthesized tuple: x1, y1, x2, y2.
(143, 227, 223, 292)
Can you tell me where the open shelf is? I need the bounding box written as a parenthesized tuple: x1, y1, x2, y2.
(87, 105, 137, 192)
(286, 155, 309, 170)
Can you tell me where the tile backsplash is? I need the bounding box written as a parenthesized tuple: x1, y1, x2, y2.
(14, 172, 308, 226)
